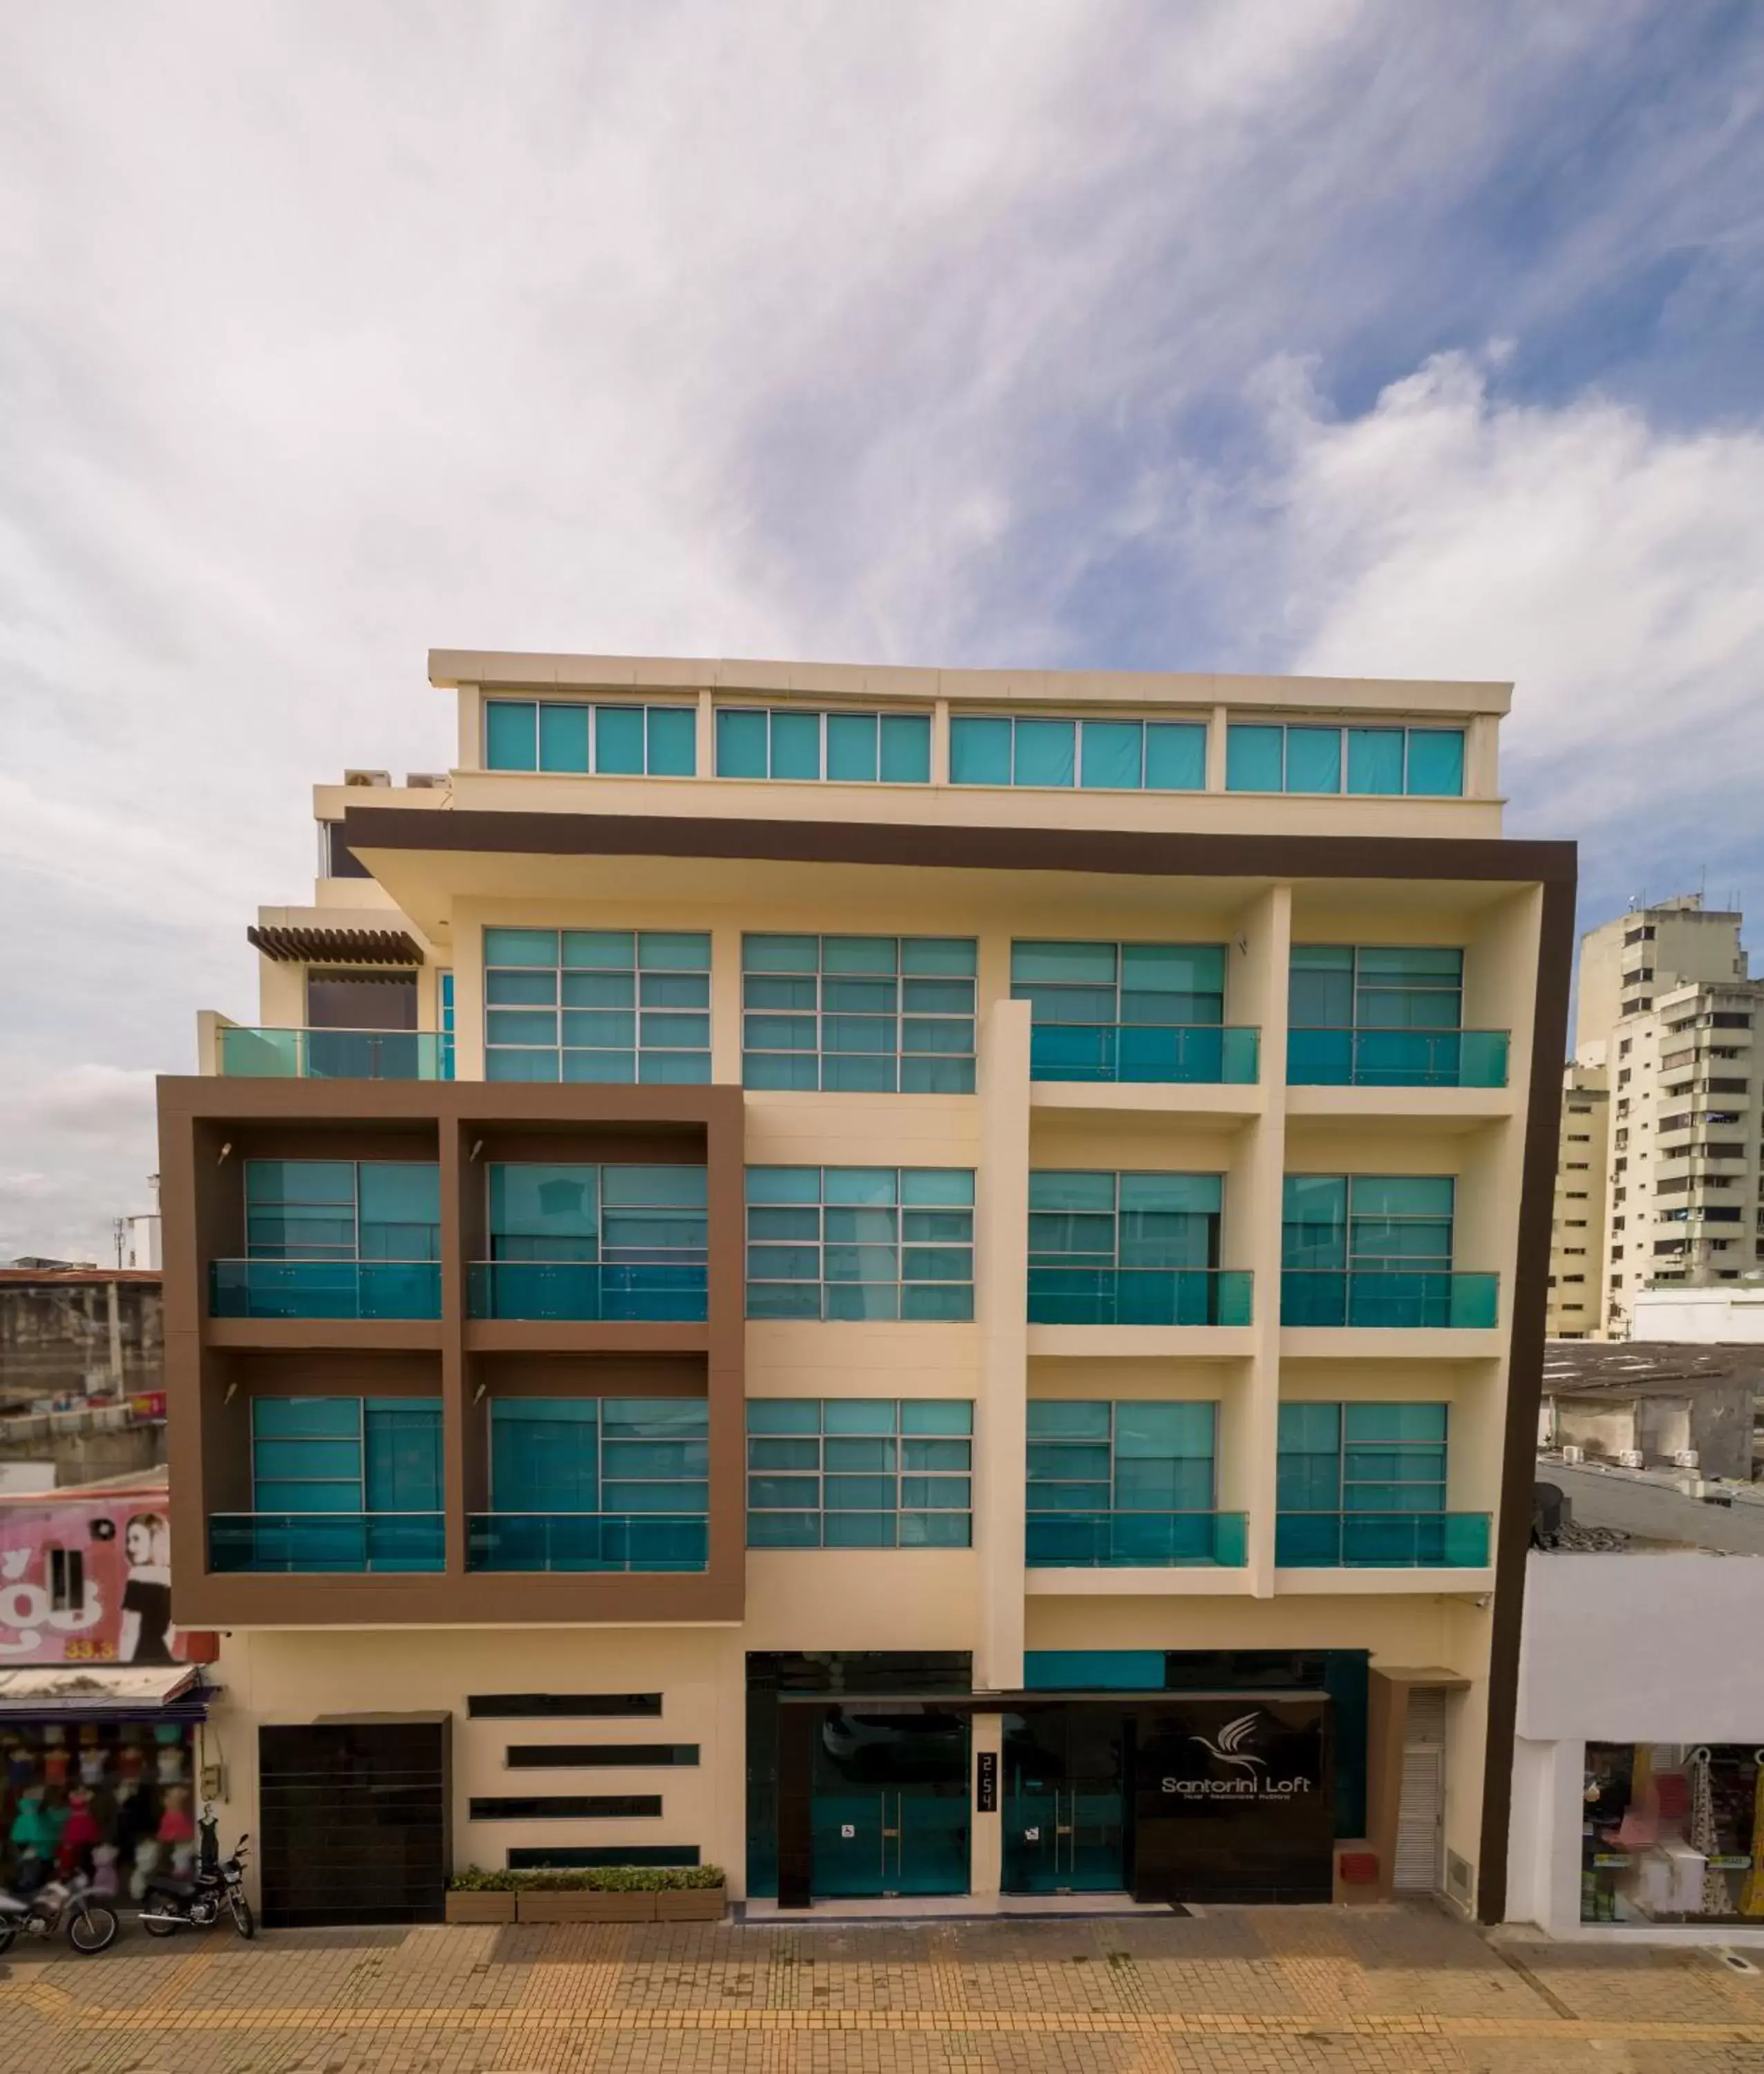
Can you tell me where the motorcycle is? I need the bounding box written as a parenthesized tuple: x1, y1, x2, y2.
(0, 1871, 120, 1954)
(137, 1815, 254, 1941)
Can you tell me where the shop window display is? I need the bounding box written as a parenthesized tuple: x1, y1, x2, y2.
(1583, 1741, 1764, 1923)
(1, 1721, 195, 1901)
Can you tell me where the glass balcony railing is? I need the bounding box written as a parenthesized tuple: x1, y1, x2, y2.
(1024, 1510, 1248, 1567)
(1026, 1267, 1252, 1327)
(468, 1260, 709, 1322)
(218, 1026, 449, 1081)
(208, 1511, 444, 1573)
(744, 1282, 975, 1322)
(209, 1260, 442, 1320)
(1279, 1269, 1498, 1329)
(466, 1512, 709, 1572)
(1275, 1511, 1492, 1568)
(1029, 1024, 1260, 1085)
(1286, 1027, 1509, 1088)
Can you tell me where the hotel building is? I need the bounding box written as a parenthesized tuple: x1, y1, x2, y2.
(158, 652, 1570, 1924)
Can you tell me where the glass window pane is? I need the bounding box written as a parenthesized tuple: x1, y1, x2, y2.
(358, 1164, 441, 1228)
(1277, 1402, 1340, 1452)
(1145, 723, 1205, 790)
(822, 936, 897, 975)
(901, 938, 977, 977)
(822, 1168, 897, 1206)
(485, 701, 537, 771)
(486, 1009, 559, 1046)
(1405, 729, 1464, 796)
(770, 710, 822, 781)
(900, 1400, 972, 1435)
(485, 928, 559, 969)
(1284, 727, 1342, 794)
(747, 1399, 820, 1435)
(1349, 1175, 1454, 1218)
(744, 934, 818, 974)
(879, 713, 932, 783)
(1079, 720, 1142, 790)
(1347, 729, 1405, 794)
(1012, 941, 1116, 987)
(645, 707, 697, 776)
(639, 931, 711, 971)
(538, 704, 591, 772)
(1226, 725, 1283, 792)
(717, 709, 769, 778)
(1116, 1401, 1214, 1457)
(825, 713, 878, 783)
(1014, 719, 1076, 787)
(1027, 1401, 1111, 1440)
(561, 931, 634, 969)
(1028, 1171, 1116, 1214)
(487, 971, 558, 1007)
(746, 1168, 821, 1205)
(950, 716, 1012, 785)
(822, 1399, 897, 1435)
(900, 1169, 974, 1207)
(1118, 1173, 1221, 1216)
(1344, 1402, 1449, 1445)
(594, 705, 646, 775)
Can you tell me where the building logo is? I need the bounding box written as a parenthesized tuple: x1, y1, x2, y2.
(1188, 1712, 1267, 1775)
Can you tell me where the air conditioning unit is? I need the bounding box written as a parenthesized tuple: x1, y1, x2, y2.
(404, 772, 450, 790)
(1673, 1449, 1700, 1469)
(1561, 1445, 1586, 1464)
(344, 768, 391, 787)
(1617, 1449, 1646, 1469)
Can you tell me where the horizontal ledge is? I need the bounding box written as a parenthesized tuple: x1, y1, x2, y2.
(1273, 1567, 1496, 1596)
(1025, 1568, 1255, 1596)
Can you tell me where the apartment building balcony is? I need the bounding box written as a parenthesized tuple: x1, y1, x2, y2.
(208, 1511, 446, 1573)
(1026, 1267, 1252, 1329)
(1024, 1509, 1248, 1568)
(465, 1511, 709, 1573)
(1286, 1027, 1509, 1090)
(209, 1260, 442, 1321)
(1028, 1022, 1260, 1085)
(1275, 1510, 1490, 1567)
(467, 1259, 709, 1323)
(217, 1025, 451, 1081)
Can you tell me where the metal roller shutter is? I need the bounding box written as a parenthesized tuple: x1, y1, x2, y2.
(1393, 1689, 1446, 1894)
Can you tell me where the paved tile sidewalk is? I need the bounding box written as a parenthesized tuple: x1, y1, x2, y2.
(6, 1905, 1764, 2074)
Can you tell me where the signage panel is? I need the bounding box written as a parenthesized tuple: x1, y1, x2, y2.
(975, 1749, 998, 1813)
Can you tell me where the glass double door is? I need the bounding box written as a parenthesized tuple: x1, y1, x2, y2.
(1003, 1708, 1128, 1894)
(811, 1707, 970, 1898)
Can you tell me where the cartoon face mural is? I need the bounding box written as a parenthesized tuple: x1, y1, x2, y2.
(0, 1492, 185, 1665)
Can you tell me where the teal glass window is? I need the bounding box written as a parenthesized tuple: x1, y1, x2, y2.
(489, 1164, 707, 1262)
(1277, 1402, 1447, 1513)
(746, 1399, 972, 1547)
(251, 1396, 442, 1520)
(713, 707, 932, 784)
(483, 927, 711, 1085)
(746, 1167, 974, 1321)
(491, 1398, 709, 1515)
(244, 1161, 440, 1262)
(1280, 1175, 1454, 1273)
(1290, 946, 1463, 1031)
(1029, 1171, 1222, 1269)
(439, 971, 456, 1081)
(1028, 1401, 1216, 1512)
(1011, 942, 1225, 1027)
(483, 700, 697, 776)
(951, 715, 1204, 792)
(742, 934, 977, 1093)
(1226, 722, 1465, 796)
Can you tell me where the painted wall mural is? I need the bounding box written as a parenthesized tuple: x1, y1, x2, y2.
(0, 1489, 184, 1665)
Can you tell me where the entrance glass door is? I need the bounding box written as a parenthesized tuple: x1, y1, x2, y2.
(810, 1706, 970, 1898)
(1003, 1708, 1127, 1894)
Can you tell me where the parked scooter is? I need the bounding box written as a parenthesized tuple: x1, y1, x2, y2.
(137, 1812, 254, 1940)
(0, 1871, 120, 1954)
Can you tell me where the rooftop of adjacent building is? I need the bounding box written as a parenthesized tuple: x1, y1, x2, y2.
(1541, 1340, 1764, 1397)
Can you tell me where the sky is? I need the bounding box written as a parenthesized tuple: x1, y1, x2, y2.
(2, 1, 1762, 1262)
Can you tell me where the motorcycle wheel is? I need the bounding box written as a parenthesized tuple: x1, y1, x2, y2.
(141, 1911, 181, 1938)
(0, 1925, 15, 1956)
(67, 1904, 119, 1954)
(229, 1893, 256, 1941)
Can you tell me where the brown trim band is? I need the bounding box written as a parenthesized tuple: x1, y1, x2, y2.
(343, 805, 1575, 888)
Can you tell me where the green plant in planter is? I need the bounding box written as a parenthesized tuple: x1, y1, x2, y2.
(449, 1865, 724, 1893)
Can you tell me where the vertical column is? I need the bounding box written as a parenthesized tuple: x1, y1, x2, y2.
(440, 1114, 469, 1578)
(970, 1713, 1004, 1899)
(1466, 712, 1499, 801)
(451, 903, 487, 1083)
(1207, 704, 1230, 791)
(932, 697, 952, 785)
(1230, 885, 1291, 1597)
(710, 922, 745, 1085)
(976, 997, 1031, 1692)
(456, 685, 481, 772)
(697, 687, 716, 778)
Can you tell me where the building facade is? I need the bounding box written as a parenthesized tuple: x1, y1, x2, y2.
(1546, 1063, 1608, 1339)
(158, 653, 1570, 1927)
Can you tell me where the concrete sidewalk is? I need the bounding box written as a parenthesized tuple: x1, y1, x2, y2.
(7, 1903, 1764, 2072)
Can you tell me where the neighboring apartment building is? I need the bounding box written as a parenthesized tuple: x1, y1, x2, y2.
(158, 653, 1571, 1928)
(1546, 1063, 1608, 1339)
(1566, 899, 1756, 1340)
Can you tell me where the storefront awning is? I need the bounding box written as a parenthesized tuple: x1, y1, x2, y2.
(0, 1664, 214, 1721)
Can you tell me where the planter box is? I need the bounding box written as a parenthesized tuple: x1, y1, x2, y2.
(653, 1887, 726, 1922)
(516, 1890, 656, 1923)
(446, 1891, 518, 1925)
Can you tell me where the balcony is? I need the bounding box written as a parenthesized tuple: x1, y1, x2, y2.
(1026, 1268, 1252, 1327)
(1279, 1270, 1498, 1329)
(1029, 1024, 1259, 1085)
(466, 1512, 709, 1572)
(1286, 1027, 1508, 1088)
(1024, 1510, 1248, 1567)
(209, 1260, 442, 1320)
(218, 1026, 449, 1081)
(1275, 1511, 1491, 1568)
(208, 1511, 444, 1573)
(468, 1260, 709, 1323)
